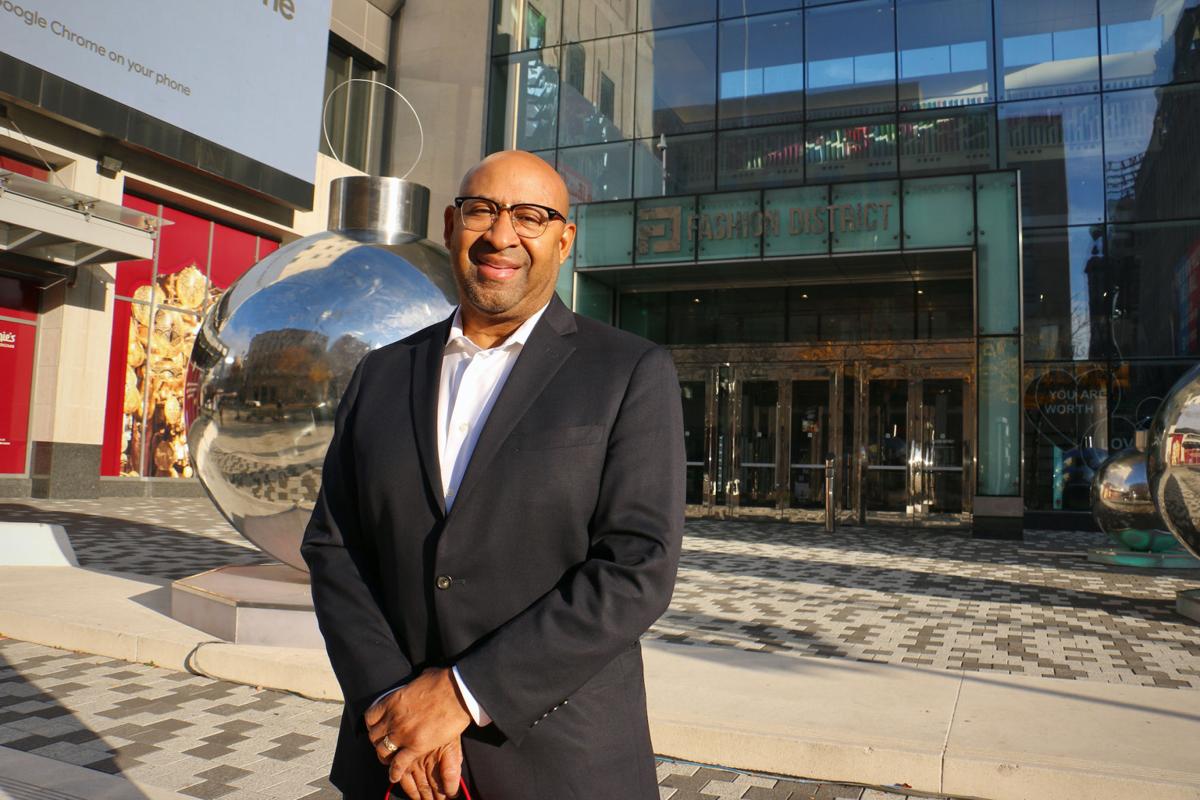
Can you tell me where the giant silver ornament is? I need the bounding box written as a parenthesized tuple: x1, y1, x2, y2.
(1147, 363, 1200, 560)
(1090, 448, 1178, 552)
(185, 177, 457, 570)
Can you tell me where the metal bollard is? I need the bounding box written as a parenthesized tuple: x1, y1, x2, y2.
(824, 457, 836, 532)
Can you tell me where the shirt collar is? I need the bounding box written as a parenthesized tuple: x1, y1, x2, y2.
(445, 301, 551, 354)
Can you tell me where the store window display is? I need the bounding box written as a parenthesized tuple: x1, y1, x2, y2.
(102, 195, 278, 479)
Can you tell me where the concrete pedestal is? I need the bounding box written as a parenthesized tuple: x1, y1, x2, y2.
(0, 522, 77, 566)
(1179, 589, 1200, 624)
(171, 564, 323, 648)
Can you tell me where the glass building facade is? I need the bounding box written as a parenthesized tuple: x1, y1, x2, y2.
(487, 0, 1200, 525)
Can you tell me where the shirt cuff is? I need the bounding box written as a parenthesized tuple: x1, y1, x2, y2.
(371, 684, 403, 708)
(452, 665, 492, 727)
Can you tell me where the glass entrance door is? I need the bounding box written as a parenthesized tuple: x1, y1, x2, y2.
(915, 379, 968, 523)
(858, 372, 971, 525)
(864, 379, 912, 521)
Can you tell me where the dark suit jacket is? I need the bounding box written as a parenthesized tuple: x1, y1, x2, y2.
(301, 295, 685, 800)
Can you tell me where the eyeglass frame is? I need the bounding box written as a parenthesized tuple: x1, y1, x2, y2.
(453, 195, 568, 239)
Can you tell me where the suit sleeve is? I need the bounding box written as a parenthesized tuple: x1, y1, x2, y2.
(301, 354, 414, 724)
(455, 345, 685, 744)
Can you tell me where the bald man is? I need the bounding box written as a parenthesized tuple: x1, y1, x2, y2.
(302, 151, 686, 800)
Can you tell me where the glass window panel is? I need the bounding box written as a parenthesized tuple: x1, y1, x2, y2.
(320, 49, 350, 161)
(764, 184, 830, 256)
(916, 278, 973, 338)
(998, 94, 1104, 226)
(635, 24, 717, 137)
(996, 0, 1100, 100)
(718, 124, 806, 189)
(1107, 221, 1200, 358)
(668, 289, 718, 343)
(143, 307, 201, 478)
(789, 283, 914, 341)
(1023, 361, 1112, 509)
(899, 106, 996, 176)
(576, 273, 614, 322)
(805, 116, 898, 183)
(633, 134, 715, 197)
(1023, 226, 1108, 361)
(831, 180, 900, 253)
(639, 0, 716, 29)
(902, 174, 975, 249)
(1100, 0, 1200, 89)
(158, 205, 210, 279)
(978, 335, 1021, 495)
(1104, 84, 1200, 223)
(574, 201, 635, 267)
(636, 196, 697, 263)
(718, 11, 804, 129)
(1108, 361, 1197, 451)
(210, 224, 258, 292)
(897, 0, 993, 110)
(617, 291, 668, 342)
(101, 299, 147, 477)
(557, 35, 635, 146)
(697, 191, 763, 260)
(489, 49, 561, 152)
(563, 0, 636, 42)
(805, 0, 896, 120)
(717, 287, 785, 342)
(493, 0, 563, 53)
(559, 141, 633, 203)
(719, 0, 800, 16)
(116, 196, 157, 299)
(975, 172, 1021, 335)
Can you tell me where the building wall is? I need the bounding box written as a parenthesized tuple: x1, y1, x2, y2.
(485, 0, 1200, 513)
(0, 0, 484, 497)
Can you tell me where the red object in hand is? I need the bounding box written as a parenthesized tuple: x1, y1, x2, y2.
(385, 778, 472, 800)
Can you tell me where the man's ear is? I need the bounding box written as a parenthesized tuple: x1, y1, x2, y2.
(443, 206, 456, 248)
(558, 222, 577, 264)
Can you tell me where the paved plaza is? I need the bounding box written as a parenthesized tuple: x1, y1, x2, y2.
(3, 498, 1199, 689)
(1, 496, 1199, 799)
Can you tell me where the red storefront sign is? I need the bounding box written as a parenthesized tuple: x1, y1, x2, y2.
(0, 318, 35, 474)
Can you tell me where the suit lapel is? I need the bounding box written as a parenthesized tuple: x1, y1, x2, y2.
(449, 297, 578, 514)
(410, 316, 453, 517)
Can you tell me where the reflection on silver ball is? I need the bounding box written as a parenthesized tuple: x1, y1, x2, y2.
(1148, 363, 1200, 560)
(1090, 449, 1177, 553)
(185, 231, 456, 570)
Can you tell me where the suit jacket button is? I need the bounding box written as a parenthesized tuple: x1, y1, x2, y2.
(435, 575, 452, 590)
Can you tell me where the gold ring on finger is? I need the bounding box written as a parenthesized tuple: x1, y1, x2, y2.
(382, 735, 398, 753)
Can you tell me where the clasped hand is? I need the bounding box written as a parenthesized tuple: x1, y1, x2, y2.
(365, 667, 473, 800)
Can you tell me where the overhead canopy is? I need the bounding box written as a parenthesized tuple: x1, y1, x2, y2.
(0, 169, 161, 276)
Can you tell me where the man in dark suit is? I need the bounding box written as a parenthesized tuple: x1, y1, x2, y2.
(301, 150, 685, 799)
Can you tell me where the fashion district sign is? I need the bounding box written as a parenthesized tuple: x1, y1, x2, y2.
(635, 184, 904, 257)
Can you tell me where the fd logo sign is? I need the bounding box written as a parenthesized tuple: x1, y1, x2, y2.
(0, 331, 15, 349)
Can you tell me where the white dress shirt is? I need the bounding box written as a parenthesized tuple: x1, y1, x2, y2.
(375, 303, 549, 728)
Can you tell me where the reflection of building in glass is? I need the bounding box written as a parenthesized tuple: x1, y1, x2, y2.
(241, 329, 331, 408)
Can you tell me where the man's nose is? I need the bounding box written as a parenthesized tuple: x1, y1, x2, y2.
(482, 207, 521, 249)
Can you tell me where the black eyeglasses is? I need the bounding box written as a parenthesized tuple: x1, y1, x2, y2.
(454, 196, 567, 239)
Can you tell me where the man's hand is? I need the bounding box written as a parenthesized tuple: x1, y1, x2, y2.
(394, 740, 462, 800)
(365, 667, 472, 780)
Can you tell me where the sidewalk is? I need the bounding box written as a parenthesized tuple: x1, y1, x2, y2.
(2, 498, 1199, 800)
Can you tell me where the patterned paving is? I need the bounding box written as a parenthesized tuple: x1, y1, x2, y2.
(0, 640, 922, 800)
(3, 499, 1200, 690)
(660, 521, 1200, 689)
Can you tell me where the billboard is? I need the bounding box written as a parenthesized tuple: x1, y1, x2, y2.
(0, 0, 332, 184)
